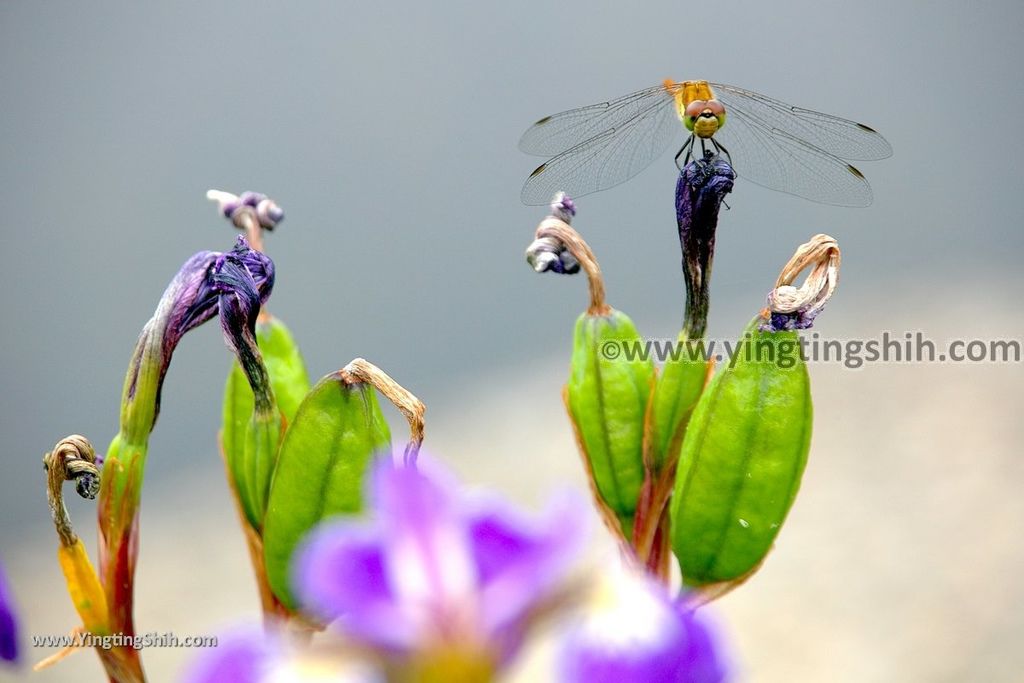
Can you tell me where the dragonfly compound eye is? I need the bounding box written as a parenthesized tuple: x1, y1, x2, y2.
(684, 99, 708, 118)
(683, 99, 707, 131)
(704, 99, 725, 116)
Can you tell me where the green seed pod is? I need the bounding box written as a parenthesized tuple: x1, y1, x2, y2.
(261, 371, 392, 610)
(649, 334, 709, 471)
(222, 315, 311, 528)
(567, 309, 655, 536)
(670, 321, 812, 586)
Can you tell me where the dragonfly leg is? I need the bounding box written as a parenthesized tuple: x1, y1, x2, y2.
(711, 138, 733, 166)
(674, 136, 694, 170)
(707, 138, 732, 210)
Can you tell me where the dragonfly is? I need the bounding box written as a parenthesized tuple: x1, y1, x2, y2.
(520, 79, 892, 207)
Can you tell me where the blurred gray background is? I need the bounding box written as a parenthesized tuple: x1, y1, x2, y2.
(2, 1, 1022, 681)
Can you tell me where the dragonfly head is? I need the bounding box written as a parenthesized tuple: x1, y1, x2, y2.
(684, 99, 726, 138)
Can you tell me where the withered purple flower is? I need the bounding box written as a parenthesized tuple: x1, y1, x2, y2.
(759, 233, 841, 333)
(121, 236, 274, 437)
(676, 151, 735, 340)
(212, 239, 275, 410)
(100, 234, 276, 647)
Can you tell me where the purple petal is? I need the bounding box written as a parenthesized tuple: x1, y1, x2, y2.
(293, 458, 586, 671)
(469, 491, 586, 643)
(0, 561, 18, 663)
(184, 624, 386, 682)
(181, 625, 277, 683)
(372, 460, 477, 623)
(225, 235, 275, 302)
(124, 250, 217, 407)
(294, 524, 417, 651)
(166, 251, 223, 340)
(560, 573, 728, 683)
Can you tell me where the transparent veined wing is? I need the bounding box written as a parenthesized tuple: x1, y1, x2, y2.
(711, 116, 874, 206)
(709, 83, 893, 161)
(706, 82, 890, 205)
(519, 84, 675, 156)
(519, 80, 891, 206)
(520, 89, 681, 205)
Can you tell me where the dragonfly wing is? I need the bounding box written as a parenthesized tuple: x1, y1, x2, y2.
(713, 114, 874, 207)
(519, 85, 674, 157)
(710, 83, 892, 161)
(520, 95, 682, 205)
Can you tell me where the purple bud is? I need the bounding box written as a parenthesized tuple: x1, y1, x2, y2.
(239, 191, 267, 208)
(551, 192, 577, 223)
(255, 198, 284, 229)
(206, 190, 243, 218)
(526, 236, 580, 275)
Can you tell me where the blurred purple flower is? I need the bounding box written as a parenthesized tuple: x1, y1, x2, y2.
(293, 458, 587, 674)
(183, 624, 381, 683)
(560, 567, 728, 683)
(183, 625, 271, 683)
(0, 560, 19, 664)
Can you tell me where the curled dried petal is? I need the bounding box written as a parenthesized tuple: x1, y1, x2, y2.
(761, 234, 841, 332)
